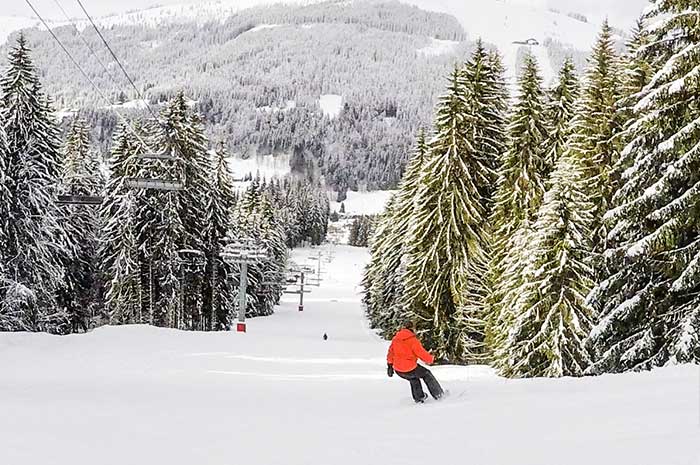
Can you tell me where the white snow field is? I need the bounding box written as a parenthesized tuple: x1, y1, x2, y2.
(2, 245, 699, 465)
(319, 94, 343, 119)
(227, 152, 293, 182)
(331, 190, 396, 216)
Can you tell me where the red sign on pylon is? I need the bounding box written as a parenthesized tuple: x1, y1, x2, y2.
(237, 323, 247, 333)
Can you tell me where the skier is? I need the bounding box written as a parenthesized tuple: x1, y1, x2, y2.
(386, 322, 445, 403)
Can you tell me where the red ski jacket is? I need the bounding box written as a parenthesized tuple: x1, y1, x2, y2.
(387, 328, 434, 373)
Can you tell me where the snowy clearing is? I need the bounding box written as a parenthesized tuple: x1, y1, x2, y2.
(319, 94, 343, 119)
(2, 245, 699, 465)
(228, 152, 292, 181)
(331, 190, 395, 216)
(246, 23, 282, 33)
(417, 37, 460, 56)
(107, 99, 150, 110)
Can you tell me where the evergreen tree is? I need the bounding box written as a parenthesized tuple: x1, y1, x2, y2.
(491, 53, 549, 248)
(58, 118, 104, 332)
(486, 53, 550, 357)
(543, 58, 580, 172)
(566, 21, 625, 249)
(614, 17, 653, 177)
(101, 123, 145, 324)
(498, 154, 596, 377)
(203, 145, 236, 330)
(588, 2, 700, 372)
(363, 130, 429, 336)
(0, 35, 67, 332)
(402, 50, 500, 362)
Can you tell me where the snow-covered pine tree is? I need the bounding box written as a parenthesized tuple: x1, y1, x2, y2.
(363, 130, 428, 336)
(203, 145, 236, 330)
(566, 21, 625, 249)
(613, 17, 653, 178)
(0, 35, 67, 332)
(587, 2, 700, 372)
(486, 53, 549, 358)
(136, 93, 212, 329)
(101, 123, 145, 324)
(491, 53, 549, 248)
(402, 50, 499, 362)
(543, 58, 580, 172)
(485, 49, 509, 170)
(57, 118, 104, 332)
(498, 153, 596, 378)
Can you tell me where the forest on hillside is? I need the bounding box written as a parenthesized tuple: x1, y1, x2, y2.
(5, 2, 469, 191)
(3, 1, 598, 191)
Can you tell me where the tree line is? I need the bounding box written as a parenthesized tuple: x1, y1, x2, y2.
(364, 4, 700, 377)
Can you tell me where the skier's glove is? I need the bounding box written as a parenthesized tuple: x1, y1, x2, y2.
(387, 364, 394, 377)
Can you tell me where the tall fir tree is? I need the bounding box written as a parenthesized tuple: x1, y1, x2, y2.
(566, 21, 625, 250)
(486, 53, 550, 357)
(543, 58, 580, 172)
(588, 2, 700, 372)
(101, 123, 145, 324)
(58, 118, 104, 332)
(613, 17, 653, 177)
(402, 45, 502, 362)
(363, 130, 428, 336)
(497, 154, 596, 377)
(203, 145, 236, 330)
(0, 35, 67, 332)
(491, 53, 549, 248)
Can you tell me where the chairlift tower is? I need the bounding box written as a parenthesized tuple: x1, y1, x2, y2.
(220, 239, 269, 332)
(284, 269, 312, 311)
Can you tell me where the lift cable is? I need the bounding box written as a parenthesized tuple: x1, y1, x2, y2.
(75, 0, 161, 122)
(23, 0, 158, 155)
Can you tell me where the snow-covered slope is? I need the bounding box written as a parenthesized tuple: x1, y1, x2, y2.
(331, 190, 395, 216)
(228, 152, 293, 181)
(1, 245, 698, 465)
(75, 0, 325, 30)
(0, 16, 43, 45)
(3, 0, 620, 86)
(403, 0, 607, 85)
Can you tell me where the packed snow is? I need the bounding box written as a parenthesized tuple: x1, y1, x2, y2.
(319, 94, 343, 119)
(331, 190, 395, 216)
(417, 37, 460, 56)
(2, 245, 699, 465)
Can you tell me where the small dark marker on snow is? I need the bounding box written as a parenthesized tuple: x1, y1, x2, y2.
(323, 333, 328, 340)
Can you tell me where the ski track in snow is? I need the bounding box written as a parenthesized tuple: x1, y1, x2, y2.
(2, 245, 699, 465)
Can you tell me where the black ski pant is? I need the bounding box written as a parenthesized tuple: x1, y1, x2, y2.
(396, 365, 444, 401)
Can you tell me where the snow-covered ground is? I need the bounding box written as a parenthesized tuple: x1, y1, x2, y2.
(228, 152, 292, 182)
(2, 245, 699, 465)
(404, 0, 608, 86)
(417, 37, 460, 56)
(319, 94, 343, 119)
(331, 190, 395, 216)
